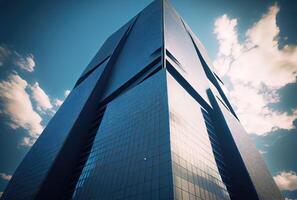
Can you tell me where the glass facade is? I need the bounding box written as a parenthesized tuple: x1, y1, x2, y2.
(217, 99, 283, 200)
(2, 0, 283, 200)
(164, 1, 210, 103)
(73, 70, 172, 200)
(101, 0, 163, 100)
(167, 73, 230, 200)
(2, 61, 108, 200)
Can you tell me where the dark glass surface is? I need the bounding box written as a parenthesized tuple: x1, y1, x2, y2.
(2, 61, 108, 200)
(101, 0, 163, 100)
(2, 1, 283, 199)
(72, 70, 173, 200)
(79, 18, 133, 78)
(218, 100, 283, 200)
(167, 73, 231, 200)
(164, 1, 210, 103)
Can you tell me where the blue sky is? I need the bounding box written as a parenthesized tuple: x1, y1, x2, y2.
(0, 0, 296, 199)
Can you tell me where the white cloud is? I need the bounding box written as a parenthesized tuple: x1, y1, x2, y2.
(15, 53, 36, 72)
(0, 173, 12, 181)
(0, 46, 65, 145)
(64, 89, 70, 97)
(213, 14, 242, 76)
(21, 136, 36, 147)
(259, 150, 267, 154)
(0, 192, 2, 198)
(0, 74, 43, 146)
(51, 89, 71, 112)
(213, 5, 297, 135)
(0, 46, 36, 72)
(28, 82, 53, 113)
(0, 46, 11, 68)
(0, 46, 11, 57)
(54, 98, 63, 107)
(228, 82, 297, 134)
(274, 171, 297, 191)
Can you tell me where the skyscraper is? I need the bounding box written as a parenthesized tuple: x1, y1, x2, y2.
(2, 0, 283, 199)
